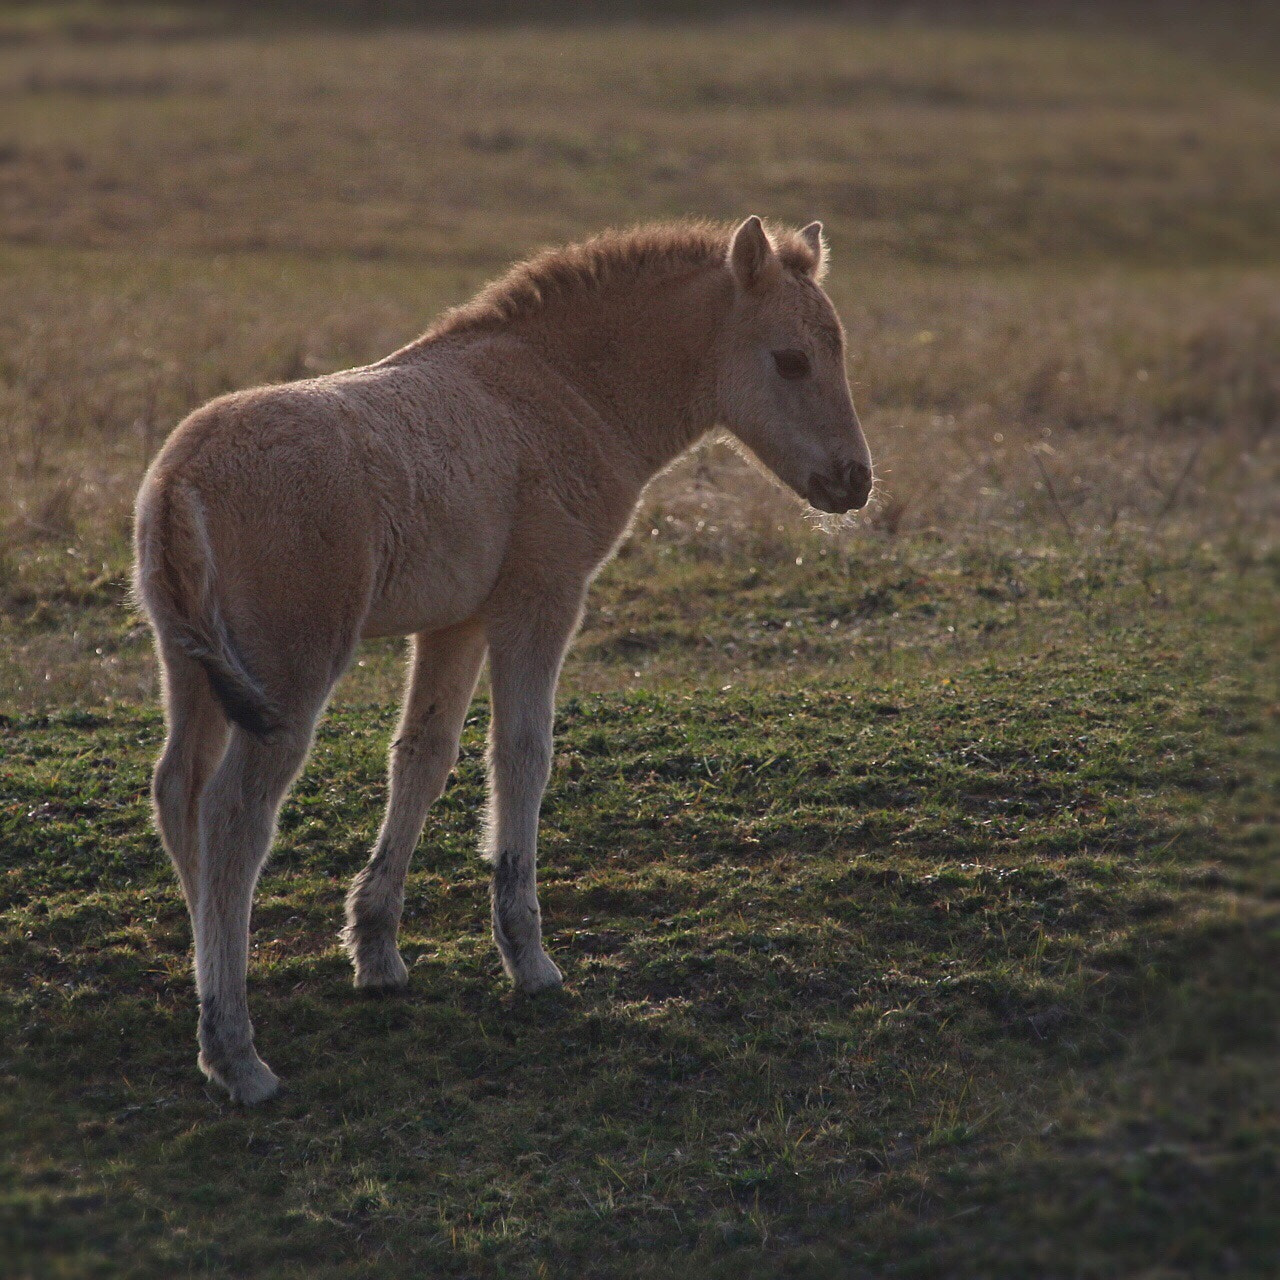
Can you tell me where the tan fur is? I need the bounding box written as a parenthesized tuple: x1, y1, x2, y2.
(134, 217, 872, 1103)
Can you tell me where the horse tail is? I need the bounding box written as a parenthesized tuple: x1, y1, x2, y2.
(134, 477, 280, 737)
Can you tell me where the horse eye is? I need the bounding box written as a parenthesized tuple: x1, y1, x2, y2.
(773, 349, 810, 380)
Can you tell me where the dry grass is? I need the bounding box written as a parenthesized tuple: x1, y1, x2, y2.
(2, 250, 1275, 548)
(2, 247, 1276, 711)
(0, 6, 1276, 713)
(3, 17, 1278, 264)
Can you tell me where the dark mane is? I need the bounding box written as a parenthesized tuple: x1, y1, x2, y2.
(418, 219, 822, 343)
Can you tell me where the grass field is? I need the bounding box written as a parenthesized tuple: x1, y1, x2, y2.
(1, 4, 1278, 1276)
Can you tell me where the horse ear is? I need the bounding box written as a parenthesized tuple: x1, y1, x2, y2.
(729, 216, 777, 291)
(799, 221, 828, 280)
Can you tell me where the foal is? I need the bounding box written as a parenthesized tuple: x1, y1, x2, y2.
(134, 216, 873, 1103)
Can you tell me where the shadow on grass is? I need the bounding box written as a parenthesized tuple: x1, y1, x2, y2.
(6, 840, 1275, 1276)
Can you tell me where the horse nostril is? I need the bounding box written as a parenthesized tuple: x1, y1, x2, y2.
(846, 461, 873, 508)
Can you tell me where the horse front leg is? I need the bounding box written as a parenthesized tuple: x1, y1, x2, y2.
(484, 600, 581, 993)
(344, 620, 487, 989)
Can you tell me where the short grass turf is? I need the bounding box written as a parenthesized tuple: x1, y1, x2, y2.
(1, 545, 1276, 1279)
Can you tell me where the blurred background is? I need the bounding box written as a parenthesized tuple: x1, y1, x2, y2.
(0, 0, 1276, 703)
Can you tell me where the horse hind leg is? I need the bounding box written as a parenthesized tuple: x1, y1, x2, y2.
(192, 629, 353, 1104)
(193, 715, 319, 1105)
(190, 606, 358, 1104)
(152, 645, 231, 918)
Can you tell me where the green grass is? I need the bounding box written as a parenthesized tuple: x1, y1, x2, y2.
(2, 542, 1277, 1277)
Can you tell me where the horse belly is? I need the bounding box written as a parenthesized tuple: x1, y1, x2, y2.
(360, 520, 502, 639)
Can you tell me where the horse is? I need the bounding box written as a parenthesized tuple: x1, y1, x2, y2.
(133, 216, 873, 1103)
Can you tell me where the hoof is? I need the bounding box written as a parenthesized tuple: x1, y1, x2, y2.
(353, 942, 410, 993)
(199, 1049, 281, 1106)
(513, 951, 563, 996)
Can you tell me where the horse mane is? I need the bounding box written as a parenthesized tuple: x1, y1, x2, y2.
(418, 219, 822, 343)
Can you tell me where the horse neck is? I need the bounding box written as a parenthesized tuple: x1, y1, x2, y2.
(515, 264, 728, 479)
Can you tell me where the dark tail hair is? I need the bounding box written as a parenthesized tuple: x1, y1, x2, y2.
(134, 481, 280, 737)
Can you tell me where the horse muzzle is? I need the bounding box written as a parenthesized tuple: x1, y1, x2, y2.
(807, 460, 873, 514)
